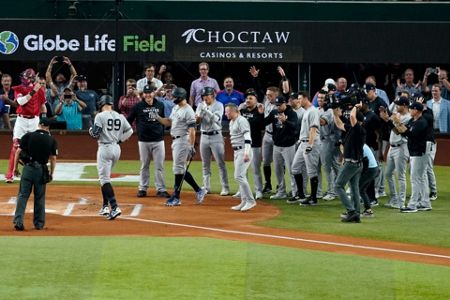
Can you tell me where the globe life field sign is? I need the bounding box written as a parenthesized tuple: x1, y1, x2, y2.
(0, 20, 448, 63)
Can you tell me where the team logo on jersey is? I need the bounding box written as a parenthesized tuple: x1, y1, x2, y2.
(0, 31, 19, 55)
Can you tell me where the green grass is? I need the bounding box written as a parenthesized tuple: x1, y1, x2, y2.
(1, 160, 449, 247)
(0, 237, 449, 300)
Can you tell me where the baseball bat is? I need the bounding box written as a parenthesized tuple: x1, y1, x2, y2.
(174, 153, 194, 195)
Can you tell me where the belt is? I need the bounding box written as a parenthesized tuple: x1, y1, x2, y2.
(19, 115, 36, 119)
(390, 143, 405, 147)
(233, 146, 243, 150)
(344, 158, 361, 164)
(26, 161, 43, 167)
(202, 130, 220, 136)
(265, 131, 273, 135)
(301, 139, 309, 143)
(172, 136, 181, 140)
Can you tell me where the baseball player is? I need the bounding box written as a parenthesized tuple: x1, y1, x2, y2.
(289, 92, 321, 205)
(127, 84, 170, 198)
(5, 68, 46, 183)
(239, 89, 265, 199)
(380, 96, 411, 208)
(225, 103, 256, 212)
(157, 87, 207, 206)
(89, 95, 133, 220)
(195, 87, 230, 195)
(261, 86, 280, 194)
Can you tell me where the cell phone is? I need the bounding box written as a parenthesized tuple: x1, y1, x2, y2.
(56, 56, 64, 63)
(63, 94, 72, 99)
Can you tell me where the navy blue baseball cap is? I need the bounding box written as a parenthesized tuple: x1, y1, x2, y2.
(275, 95, 287, 105)
(143, 84, 156, 93)
(394, 96, 410, 106)
(409, 102, 424, 111)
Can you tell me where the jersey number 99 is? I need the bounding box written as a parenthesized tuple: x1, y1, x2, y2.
(107, 119, 121, 131)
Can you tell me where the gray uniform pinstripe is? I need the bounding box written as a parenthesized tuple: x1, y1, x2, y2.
(169, 104, 196, 174)
(385, 113, 411, 207)
(262, 98, 276, 166)
(196, 100, 229, 192)
(94, 111, 133, 185)
(318, 108, 340, 197)
(229, 115, 254, 203)
(292, 106, 321, 178)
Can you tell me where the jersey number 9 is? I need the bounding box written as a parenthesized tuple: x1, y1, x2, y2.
(107, 119, 121, 131)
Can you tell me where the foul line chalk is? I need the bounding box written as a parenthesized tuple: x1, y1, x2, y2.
(121, 216, 450, 261)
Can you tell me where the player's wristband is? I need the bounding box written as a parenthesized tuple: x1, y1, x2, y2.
(29, 90, 36, 97)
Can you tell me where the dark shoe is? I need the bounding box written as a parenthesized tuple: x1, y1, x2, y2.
(107, 207, 122, 220)
(417, 205, 432, 211)
(286, 194, 306, 204)
(262, 183, 272, 194)
(362, 209, 374, 217)
(166, 196, 181, 207)
(14, 223, 24, 231)
(300, 197, 318, 206)
(370, 200, 379, 207)
(400, 207, 418, 213)
(137, 190, 147, 197)
(429, 192, 437, 201)
(156, 190, 171, 198)
(341, 212, 361, 223)
(35, 226, 44, 230)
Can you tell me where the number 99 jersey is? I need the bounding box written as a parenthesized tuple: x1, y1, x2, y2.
(94, 110, 132, 144)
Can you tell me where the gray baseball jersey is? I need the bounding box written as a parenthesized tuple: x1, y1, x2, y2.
(229, 115, 252, 147)
(299, 106, 320, 141)
(169, 104, 196, 137)
(264, 98, 276, 132)
(196, 100, 223, 131)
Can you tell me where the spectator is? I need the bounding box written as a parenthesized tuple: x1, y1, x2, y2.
(74, 75, 99, 129)
(216, 76, 244, 107)
(312, 78, 336, 107)
(336, 77, 348, 95)
(422, 67, 450, 100)
(365, 75, 390, 106)
(136, 64, 163, 92)
(37, 76, 56, 121)
(0, 74, 16, 129)
(395, 68, 421, 96)
(46, 56, 77, 96)
(189, 62, 220, 108)
(156, 64, 174, 84)
(55, 87, 86, 130)
(156, 83, 177, 118)
(427, 84, 450, 133)
(118, 79, 141, 125)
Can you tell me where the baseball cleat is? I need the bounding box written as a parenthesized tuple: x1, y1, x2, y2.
(270, 193, 288, 200)
(240, 201, 256, 212)
(156, 190, 171, 198)
(255, 191, 263, 200)
(165, 196, 181, 207)
(137, 190, 147, 197)
(107, 207, 122, 220)
(232, 191, 241, 198)
(220, 189, 230, 196)
(231, 200, 245, 211)
(14, 223, 24, 231)
(429, 192, 437, 201)
(5, 178, 13, 184)
(195, 187, 207, 204)
(98, 206, 110, 216)
(262, 184, 272, 194)
(299, 197, 318, 206)
(322, 194, 336, 201)
(286, 195, 306, 204)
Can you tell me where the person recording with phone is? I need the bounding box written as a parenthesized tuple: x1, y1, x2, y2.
(45, 56, 78, 97)
(55, 87, 86, 130)
(118, 79, 141, 129)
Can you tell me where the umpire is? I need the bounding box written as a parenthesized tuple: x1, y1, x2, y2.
(13, 118, 57, 231)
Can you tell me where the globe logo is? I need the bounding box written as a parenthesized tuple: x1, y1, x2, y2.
(0, 31, 19, 55)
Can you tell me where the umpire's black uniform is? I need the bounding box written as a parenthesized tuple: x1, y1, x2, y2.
(13, 118, 58, 231)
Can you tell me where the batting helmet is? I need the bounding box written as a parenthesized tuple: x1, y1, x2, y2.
(97, 95, 114, 110)
(201, 86, 215, 97)
(172, 87, 187, 104)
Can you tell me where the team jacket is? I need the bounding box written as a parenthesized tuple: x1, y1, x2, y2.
(127, 99, 165, 142)
(264, 105, 298, 147)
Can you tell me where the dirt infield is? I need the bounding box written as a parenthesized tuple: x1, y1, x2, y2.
(1, 185, 449, 267)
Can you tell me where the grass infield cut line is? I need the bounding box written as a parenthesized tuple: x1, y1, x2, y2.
(121, 216, 450, 261)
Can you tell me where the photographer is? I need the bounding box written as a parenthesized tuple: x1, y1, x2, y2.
(333, 103, 366, 223)
(46, 56, 77, 97)
(118, 79, 141, 128)
(55, 87, 86, 130)
(422, 67, 450, 100)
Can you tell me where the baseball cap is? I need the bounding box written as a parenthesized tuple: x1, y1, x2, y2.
(39, 117, 51, 127)
(63, 87, 72, 92)
(364, 83, 376, 92)
(324, 78, 336, 86)
(245, 88, 258, 98)
(275, 95, 287, 105)
(143, 84, 156, 93)
(289, 92, 299, 99)
(394, 96, 410, 106)
(409, 102, 424, 111)
(76, 75, 87, 81)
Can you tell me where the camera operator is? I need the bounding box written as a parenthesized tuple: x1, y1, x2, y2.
(54, 87, 86, 130)
(392, 102, 432, 212)
(264, 95, 298, 200)
(332, 103, 366, 223)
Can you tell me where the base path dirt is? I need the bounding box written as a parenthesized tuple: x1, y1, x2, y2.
(1, 185, 449, 267)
